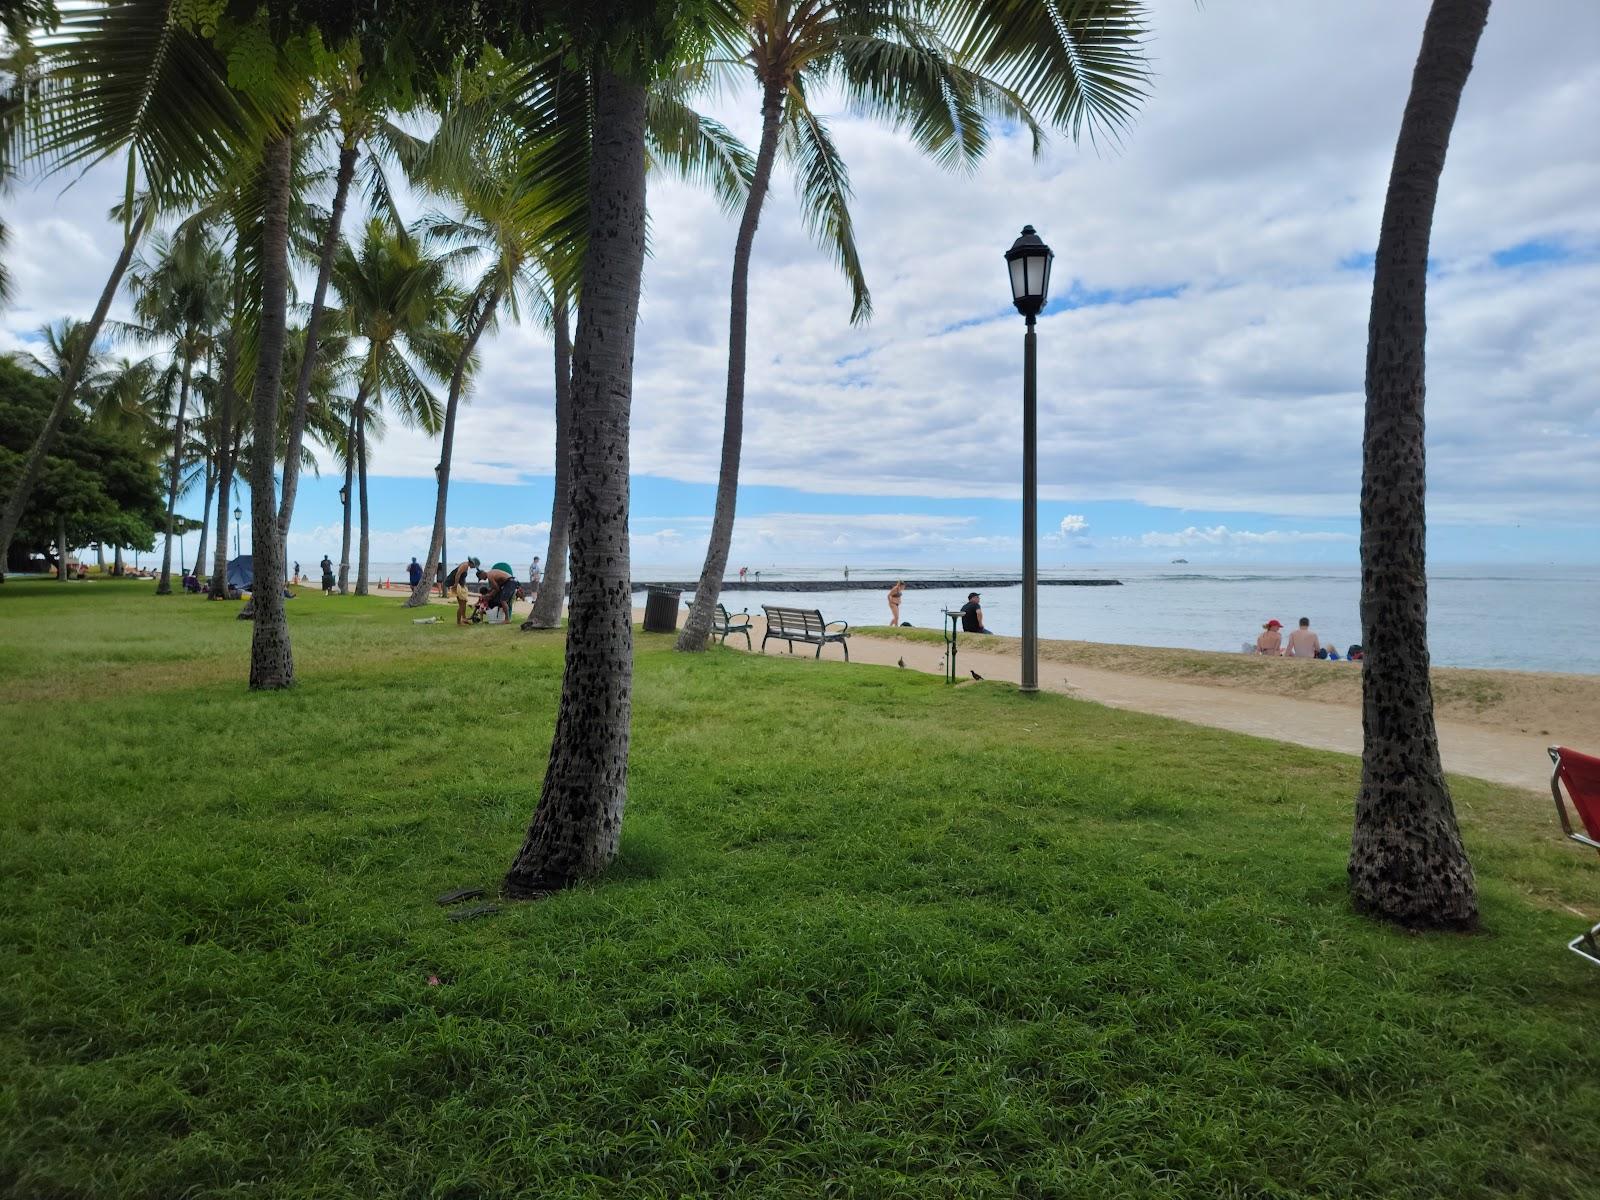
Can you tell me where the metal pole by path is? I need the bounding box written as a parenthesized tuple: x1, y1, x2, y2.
(1021, 318, 1039, 694)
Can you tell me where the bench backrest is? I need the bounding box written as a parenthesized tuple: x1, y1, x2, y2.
(762, 605, 826, 635)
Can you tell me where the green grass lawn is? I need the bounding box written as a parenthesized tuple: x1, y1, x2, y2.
(3, 581, 1597, 1199)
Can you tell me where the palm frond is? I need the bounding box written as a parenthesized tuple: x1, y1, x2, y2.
(782, 98, 870, 325)
(645, 89, 754, 215)
(948, 0, 1150, 145)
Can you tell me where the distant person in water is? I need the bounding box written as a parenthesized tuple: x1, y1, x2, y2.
(887, 580, 905, 625)
(1285, 616, 1320, 658)
(407, 556, 423, 589)
(843, 565, 849, 581)
(960, 592, 992, 634)
(1255, 619, 1283, 655)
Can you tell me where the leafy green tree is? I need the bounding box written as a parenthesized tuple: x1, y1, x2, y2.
(1349, 0, 1489, 930)
(0, 354, 162, 573)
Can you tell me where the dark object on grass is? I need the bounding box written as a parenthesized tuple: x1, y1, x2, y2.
(970, 670, 983, 681)
(226, 554, 253, 591)
(897, 657, 905, 669)
(446, 904, 501, 922)
(435, 886, 485, 906)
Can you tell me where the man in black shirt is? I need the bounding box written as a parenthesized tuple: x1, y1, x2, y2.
(959, 592, 992, 634)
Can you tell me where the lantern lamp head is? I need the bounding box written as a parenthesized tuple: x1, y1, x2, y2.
(1004, 225, 1054, 321)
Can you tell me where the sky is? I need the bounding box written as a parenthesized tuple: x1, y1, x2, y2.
(4, 0, 1597, 572)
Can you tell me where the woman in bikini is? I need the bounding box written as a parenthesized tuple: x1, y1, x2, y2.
(887, 580, 905, 626)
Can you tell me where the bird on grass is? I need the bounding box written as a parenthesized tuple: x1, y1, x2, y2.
(897, 657, 906, 669)
(970, 670, 984, 681)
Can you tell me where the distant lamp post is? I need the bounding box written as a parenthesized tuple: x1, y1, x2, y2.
(1005, 224, 1054, 695)
(233, 506, 242, 556)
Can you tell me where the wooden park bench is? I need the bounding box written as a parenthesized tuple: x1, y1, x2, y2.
(685, 599, 754, 649)
(761, 604, 850, 660)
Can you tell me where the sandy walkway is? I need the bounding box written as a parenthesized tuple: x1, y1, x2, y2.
(728, 617, 1561, 794)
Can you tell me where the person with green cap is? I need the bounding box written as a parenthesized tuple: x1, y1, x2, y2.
(481, 561, 518, 622)
(446, 556, 480, 625)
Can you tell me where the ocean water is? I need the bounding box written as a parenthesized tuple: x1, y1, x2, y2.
(365, 559, 1598, 675)
(623, 563, 1600, 677)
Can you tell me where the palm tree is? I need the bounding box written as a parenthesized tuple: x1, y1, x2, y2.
(277, 74, 431, 561)
(1348, 0, 1489, 930)
(503, 65, 649, 898)
(520, 279, 573, 629)
(678, 0, 1138, 650)
(125, 223, 228, 593)
(401, 166, 547, 608)
(331, 218, 454, 595)
(0, 0, 284, 581)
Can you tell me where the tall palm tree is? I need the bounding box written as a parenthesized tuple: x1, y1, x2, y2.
(125, 223, 228, 593)
(504, 65, 649, 898)
(331, 218, 454, 595)
(277, 72, 431, 561)
(1349, 0, 1489, 930)
(0, 0, 283, 581)
(401, 169, 547, 608)
(678, 0, 1137, 650)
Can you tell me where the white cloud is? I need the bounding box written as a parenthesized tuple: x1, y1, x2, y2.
(1115, 526, 1356, 550)
(1053, 514, 1090, 538)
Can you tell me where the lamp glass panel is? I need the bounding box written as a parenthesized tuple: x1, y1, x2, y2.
(1038, 253, 1053, 302)
(1008, 256, 1027, 303)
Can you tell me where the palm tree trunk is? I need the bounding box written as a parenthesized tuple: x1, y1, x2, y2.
(355, 407, 370, 595)
(156, 352, 194, 595)
(193, 461, 215, 585)
(56, 512, 68, 582)
(504, 68, 647, 898)
(678, 82, 785, 652)
(1348, 0, 1488, 930)
(407, 288, 499, 608)
(277, 141, 358, 560)
(96, 542, 105, 572)
(247, 131, 295, 690)
(113, 545, 123, 576)
(208, 322, 243, 599)
(337, 380, 367, 595)
(523, 288, 573, 629)
(0, 207, 148, 582)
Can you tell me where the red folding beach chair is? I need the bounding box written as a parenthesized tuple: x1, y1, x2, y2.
(1548, 746, 1600, 967)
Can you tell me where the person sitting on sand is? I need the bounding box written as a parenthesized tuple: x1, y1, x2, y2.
(446, 556, 480, 625)
(1256, 619, 1283, 655)
(1285, 616, 1320, 658)
(887, 580, 905, 625)
(960, 592, 992, 635)
(1324, 643, 1341, 661)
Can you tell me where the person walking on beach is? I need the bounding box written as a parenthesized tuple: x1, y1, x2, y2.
(960, 592, 992, 634)
(1285, 616, 1320, 658)
(293, 561, 300, 585)
(526, 556, 541, 602)
(436, 559, 448, 597)
(1255, 619, 1283, 655)
(446, 556, 479, 625)
(407, 557, 423, 589)
(887, 580, 905, 625)
(319, 555, 335, 596)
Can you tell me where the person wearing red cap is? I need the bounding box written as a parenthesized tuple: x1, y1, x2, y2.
(1255, 619, 1284, 655)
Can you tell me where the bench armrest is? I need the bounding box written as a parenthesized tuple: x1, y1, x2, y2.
(825, 620, 850, 634)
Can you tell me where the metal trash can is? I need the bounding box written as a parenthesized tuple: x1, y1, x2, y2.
(643, 587, 682, 633)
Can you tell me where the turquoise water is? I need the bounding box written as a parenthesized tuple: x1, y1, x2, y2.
(630, 563, 1600, 676)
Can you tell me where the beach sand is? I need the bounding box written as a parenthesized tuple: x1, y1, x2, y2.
(713, 618, 1593, 794)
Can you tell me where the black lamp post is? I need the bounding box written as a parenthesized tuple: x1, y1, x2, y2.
(1005, 224, 1053, 695)
(233, 505, 242, 556)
